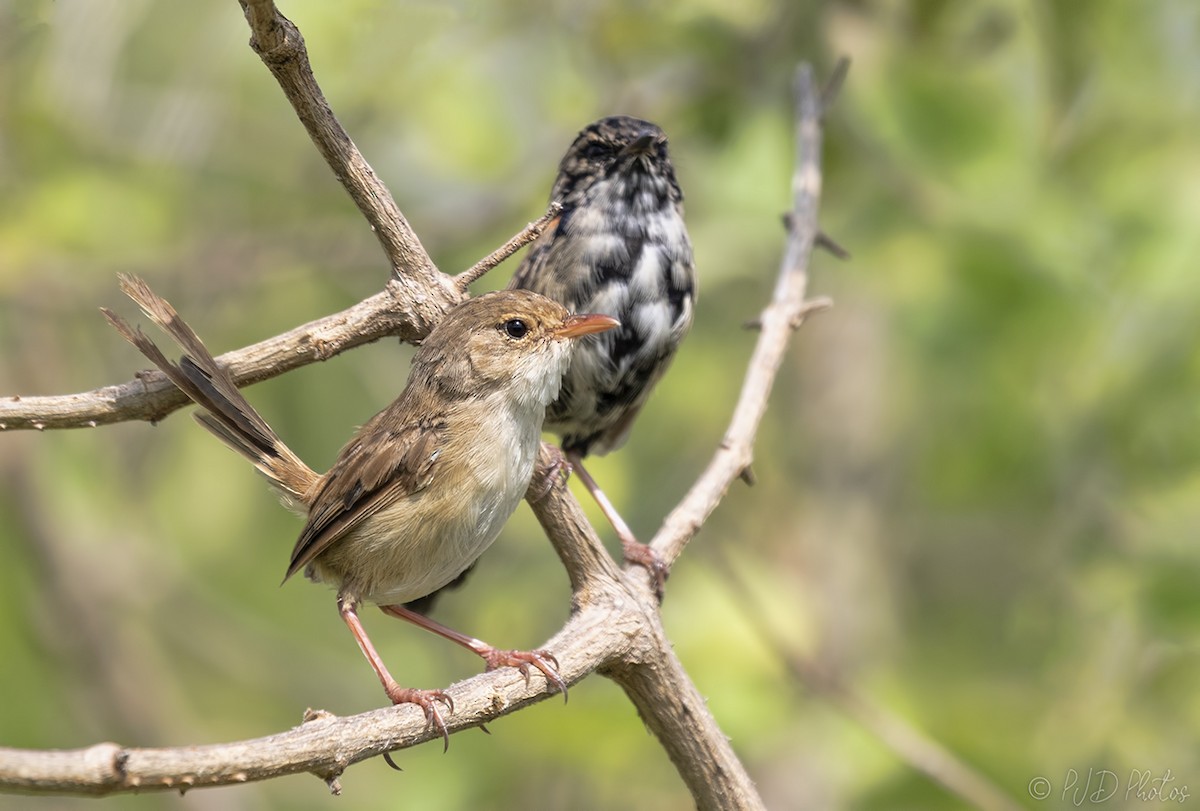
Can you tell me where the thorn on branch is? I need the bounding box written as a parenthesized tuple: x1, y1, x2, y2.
(779, 213, 850, 261)
(819, 57, 851, 119)
(815, 231, 851, 260)
(739, 465, 757, 486)
(743, 297, 832, 331)
(796, 296, 834, 318)
(787, 297, 835, 329)
(302, 708, 336, 723)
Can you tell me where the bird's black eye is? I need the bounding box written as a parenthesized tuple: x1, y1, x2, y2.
(502, 318, 528, 339)
(581, 141, 611, 161)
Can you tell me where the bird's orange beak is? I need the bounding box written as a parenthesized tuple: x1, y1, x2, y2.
(555, 313, 620, 339)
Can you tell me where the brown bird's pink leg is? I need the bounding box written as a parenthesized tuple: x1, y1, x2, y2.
(338, 596, 454, 750)
(379, 604, 567, 699)
(566, 451, 669, 601)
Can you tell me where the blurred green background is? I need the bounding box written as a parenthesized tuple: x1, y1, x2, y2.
(3, 0, 1199, 809)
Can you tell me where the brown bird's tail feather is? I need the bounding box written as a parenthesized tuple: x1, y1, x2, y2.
(103, 274, 317, 505)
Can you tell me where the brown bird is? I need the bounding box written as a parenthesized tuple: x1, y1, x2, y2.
(510, 115, 695, 596)
(104, 276, 618, 746)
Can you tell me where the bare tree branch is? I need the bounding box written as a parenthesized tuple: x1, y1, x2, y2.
(0, 2, 846, 806)
(1, 288, 415, 432)
(721, 553, 1025, 811)
(238, 0, 453, 311)
(0, 603, 627, 797)
(649, 63, 834, 570)
(453, 204, 562, 293)
(526, 444, 626, 602)
(0, 197, 560, 434)
(516, 64, 846, 810)
(606, 618, 769, 811)
(0, 443, 763, 804)
(522, 458, 769, 811)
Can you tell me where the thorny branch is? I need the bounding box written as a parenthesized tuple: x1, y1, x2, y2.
(650, 64, 829, 570)
(0, 4, 849, 809)
(238, 0, 448, 302)
(720, 552, 1025, 811)
(0, 201, 561, 433)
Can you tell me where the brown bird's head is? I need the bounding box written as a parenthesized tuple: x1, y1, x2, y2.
(412, 290, 618, 409)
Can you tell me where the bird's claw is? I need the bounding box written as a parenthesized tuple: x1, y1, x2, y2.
(623, 539, 669, 602)
(386, 686, 455, 752)
(482, 647, 568, 701)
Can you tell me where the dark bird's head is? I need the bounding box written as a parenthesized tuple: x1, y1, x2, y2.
(550, 116, 683, 213)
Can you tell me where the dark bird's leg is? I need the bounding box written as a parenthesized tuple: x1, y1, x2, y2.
(567, 451, 669, 601)
(338, 595, 454, 750)
(379, 604, 567, 699)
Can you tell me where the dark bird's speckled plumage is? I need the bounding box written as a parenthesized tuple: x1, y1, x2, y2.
(510, 115, 696, 457)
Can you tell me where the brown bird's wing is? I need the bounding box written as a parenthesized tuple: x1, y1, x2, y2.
(284, 411, 447, 581)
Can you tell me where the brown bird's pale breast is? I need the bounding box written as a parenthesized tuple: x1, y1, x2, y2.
(294, 292, 582, 606)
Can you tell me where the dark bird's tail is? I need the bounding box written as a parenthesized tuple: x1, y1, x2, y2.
(103, 274, 317, 505)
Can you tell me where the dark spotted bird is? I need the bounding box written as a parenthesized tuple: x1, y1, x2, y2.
(510, 115, 696, 595)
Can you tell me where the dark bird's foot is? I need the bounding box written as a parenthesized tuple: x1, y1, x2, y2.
(562, 451, 669, 601)
(622, 539, 669, 602)
(481, 646, 568, 699)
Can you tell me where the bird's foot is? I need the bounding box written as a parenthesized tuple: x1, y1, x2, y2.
(385, 685, 455, 751)
(481, 646, 568, 700)
(622, 538, 669, 603)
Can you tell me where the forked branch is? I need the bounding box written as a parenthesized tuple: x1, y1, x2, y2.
(0, 3, 842, 808)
